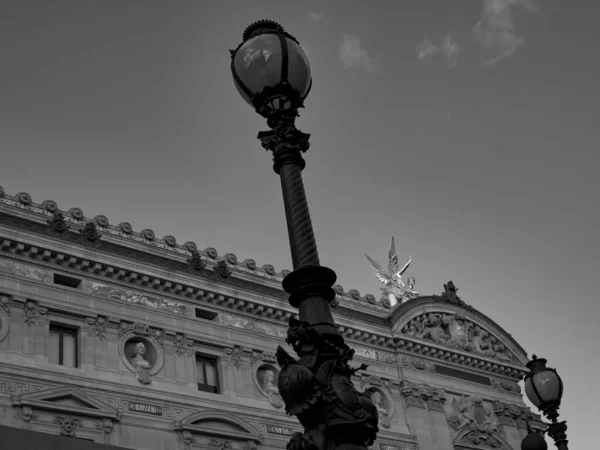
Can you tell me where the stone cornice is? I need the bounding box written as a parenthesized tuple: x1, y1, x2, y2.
(0, 236, 527, 378)
(395, 336, 526, 379)
(0, 190, 395, 314)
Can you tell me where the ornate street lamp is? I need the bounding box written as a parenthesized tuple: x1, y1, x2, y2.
(231, 20, 379, 450)
(522, 355, 569, 450)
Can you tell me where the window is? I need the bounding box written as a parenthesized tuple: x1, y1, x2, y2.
(195, 308, 218, 321)
(49, 324, 78, 367)
(53, 273, 82, 289)
(196, 355, 219, 393)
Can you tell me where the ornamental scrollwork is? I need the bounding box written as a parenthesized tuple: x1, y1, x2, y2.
(174, 334, 190, 355)
(399, 380, 446, 411)
(447, 395, 502, 435)
(457, 430, 504, 448)
(23, 300, 38, 326)
(95, 316, 108, 341)
(226, 347, 243, 369)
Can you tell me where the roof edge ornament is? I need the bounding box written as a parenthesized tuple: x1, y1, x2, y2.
(432, 281, 473, 310)
(0, 185, 396, 311)
(364, 231, 419, 307)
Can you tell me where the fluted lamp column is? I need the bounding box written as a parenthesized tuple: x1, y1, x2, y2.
(231, 20, 379, 450)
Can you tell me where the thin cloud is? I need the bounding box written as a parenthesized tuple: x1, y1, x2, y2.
(416, 33, 460, 68)
(309, 12, 325, 23)
(339, 34, 379, 73)
(474, 0, 540, 66)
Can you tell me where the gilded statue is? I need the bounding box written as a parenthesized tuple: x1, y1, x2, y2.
(132, 342, 152, 384)
(365, 232, 419, 306)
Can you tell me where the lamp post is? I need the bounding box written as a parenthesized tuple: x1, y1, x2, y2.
(230, 20, 379, 450)
(522, 355, 569, 450)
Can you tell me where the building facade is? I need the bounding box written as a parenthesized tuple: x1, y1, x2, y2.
(0, 187, 544, 450)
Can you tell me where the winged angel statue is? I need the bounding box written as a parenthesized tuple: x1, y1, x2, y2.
(365, 232, 419, 306)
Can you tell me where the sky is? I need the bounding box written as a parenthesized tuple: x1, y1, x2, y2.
(1, 1, 599, 448)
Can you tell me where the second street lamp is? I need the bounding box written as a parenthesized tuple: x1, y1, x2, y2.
(523, 356, 569, 450)
(231, 20, 379, 450)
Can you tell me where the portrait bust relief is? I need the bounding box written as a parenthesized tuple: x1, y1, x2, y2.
(255, 364, 283, 408)
(131, 342, 152, 384)
(368, 388, 391, 428)
(119, 334, 164, 385)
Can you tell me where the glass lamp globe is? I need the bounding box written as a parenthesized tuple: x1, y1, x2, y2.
(524, 356, 563, 416)
(230, 20, 312, 124)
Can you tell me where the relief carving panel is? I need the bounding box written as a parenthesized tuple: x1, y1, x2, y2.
(83, 280, 190, 316)
(400, 312, 515, 363)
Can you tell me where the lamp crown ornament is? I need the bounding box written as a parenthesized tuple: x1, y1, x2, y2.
(242, 20, 286, 41)
(526, 354, 548, 373)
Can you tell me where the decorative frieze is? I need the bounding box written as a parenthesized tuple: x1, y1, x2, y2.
(83, 280, 189, 316)
(490, 377, 521, 394)
(400, 356, 436, 372)
(0, 257, 52, 284)
(219, 314, 288, 339)
(351, 345, 396, 364)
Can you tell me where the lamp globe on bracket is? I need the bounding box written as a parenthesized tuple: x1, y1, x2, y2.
(230, 20, 312, 127)
(524, 355, 564, 420)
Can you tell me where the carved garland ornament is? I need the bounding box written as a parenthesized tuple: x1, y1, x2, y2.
(399, 380, 447, 411)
